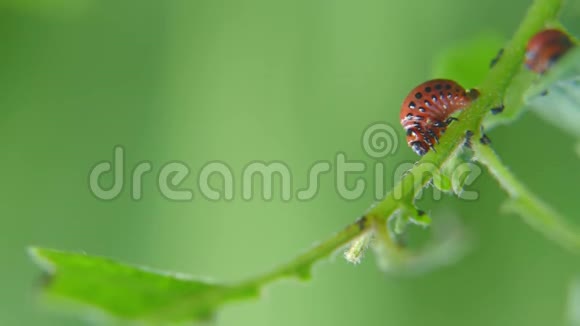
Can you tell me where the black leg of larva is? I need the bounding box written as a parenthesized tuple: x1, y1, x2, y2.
(479, 126, 491, 145)
(427, 140, 437, 152)
(464, 130, 474, 149)
(445, 117, 459, 126)
(490, 48, 504, 68)
(428, 129, 440, 144)
(433, 121, 445, 128)
(421, 131, 437, 152)
(491, 104, 505, 115)
(425, 137, 436, 152)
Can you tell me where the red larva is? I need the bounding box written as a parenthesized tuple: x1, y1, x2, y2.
(525, 29, 574, 74)
(400, 79, 479, 156)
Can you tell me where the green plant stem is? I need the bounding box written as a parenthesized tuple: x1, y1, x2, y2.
(234, 0, 564, 290)
(473, 141, 580, 252)
(240, 216, 373, 289)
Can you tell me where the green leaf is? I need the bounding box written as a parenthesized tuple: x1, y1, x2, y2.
(29, 247, 259, 323)
(392, 205, 432, 235)
(431, 150, 479, 198)
(374, 213, 469, 275)
(431, 33, 506, 87)
(409, 210, 432, 228)
(432, 170, 453, 194)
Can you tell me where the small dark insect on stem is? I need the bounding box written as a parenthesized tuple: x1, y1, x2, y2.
(490, 48, 505, 68)
(479, 126, 491, 145)
(355, 215, 368, 231)
(464, 130, 474, 149)
(491, 104, 505, 115)
(480, 134, 492, 145)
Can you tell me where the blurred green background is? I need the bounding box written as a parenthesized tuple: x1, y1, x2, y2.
(1, 0, 580, 325)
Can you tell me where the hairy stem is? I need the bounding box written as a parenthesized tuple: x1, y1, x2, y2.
(238, 216, 373, 290)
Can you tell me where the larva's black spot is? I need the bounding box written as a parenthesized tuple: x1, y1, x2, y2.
(409, 101, 416, 109)
(414, 116, 424, 121)
(406, 129, 414, 136)
(424, 100, 430, 107)
(432, 95, 437, 102)
(425, 86, 432, 92)
(419, 107, 426, 112)
(415, 92, 423, 99)
(445, 84, 451, 90)
(406, 113, 413, 119)
(447, 93, 452, 99)
(435, 84, 442, 90)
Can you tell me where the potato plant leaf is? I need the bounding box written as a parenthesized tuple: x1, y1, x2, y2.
(29, 247, 259, 324)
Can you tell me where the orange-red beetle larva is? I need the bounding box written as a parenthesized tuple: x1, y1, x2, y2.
(400, 79, 479, 155)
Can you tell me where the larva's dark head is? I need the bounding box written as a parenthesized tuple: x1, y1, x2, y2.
(466, 88, 480, 101)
